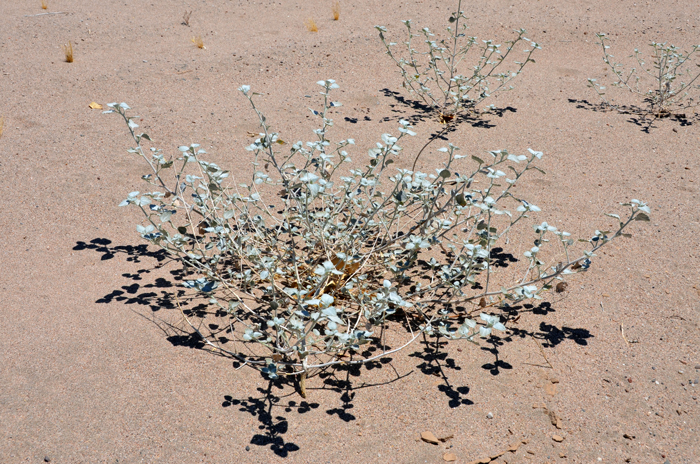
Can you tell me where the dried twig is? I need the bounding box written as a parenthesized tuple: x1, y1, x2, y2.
(620, 323, 630, 346)
(531, 335, 554, 369)
(24, 11, 68, 16)
(182, 10, 192, 26)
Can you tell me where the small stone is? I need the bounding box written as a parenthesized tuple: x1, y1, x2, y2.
(552, 435, 565, 442)
(245, 446, 250, 451)
(694, 365, 700, 370)
(469, 458, 491, 464)
(547, 410, 563, 429)
(486, 412, 494, 419)
(421, 431, 439, 445)
(545, 382, 557, 396)
(44, 458, 51, 463)
(443, 452, 457, 462)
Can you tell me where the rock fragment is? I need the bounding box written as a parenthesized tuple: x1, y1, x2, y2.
(421, 431, 439, 445)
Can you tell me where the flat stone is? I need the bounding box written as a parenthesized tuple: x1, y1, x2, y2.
(421, 431, 439, 445)
(552, 435, 565, 442)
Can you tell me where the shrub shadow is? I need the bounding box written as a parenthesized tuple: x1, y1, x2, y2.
(77, 237, 596, 448)
(408, 335, 473, 408)
(222, 379, 316, 457)
(568, 98, 698, 133)
(378, 88, 516, 132)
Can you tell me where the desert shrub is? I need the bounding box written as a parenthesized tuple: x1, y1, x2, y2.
(376, 0, 539, 122)
(588, 33, 700, 117)
(106, 78, 649, 387)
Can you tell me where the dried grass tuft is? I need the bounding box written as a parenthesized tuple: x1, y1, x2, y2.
(332, 1, 340, 21)
(305, 18, 318, 32)
(191, 36, 205, 49)
(62, 42, 73, 62)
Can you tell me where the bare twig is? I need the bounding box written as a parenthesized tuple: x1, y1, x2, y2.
(531, 335, 553, 369)
(620, 323, 630, 346)
(182, 10, 192, 26)
(24, 11, 68, 16)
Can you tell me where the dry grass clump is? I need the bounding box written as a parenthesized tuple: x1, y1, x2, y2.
(62, 42, 74, 62)
(305, 18, 318, 32)
(191, 36, 205, 49)
(41, 0, 48, 10)
(332, 1, 340, 20)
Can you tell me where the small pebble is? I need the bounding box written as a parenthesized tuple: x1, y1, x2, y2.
(486, 412, 494, 419)
(245, 445, 250, 451)
(44, 458, 51, 463)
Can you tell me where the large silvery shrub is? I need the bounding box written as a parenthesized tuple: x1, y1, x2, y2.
(107, 80, 648, 393)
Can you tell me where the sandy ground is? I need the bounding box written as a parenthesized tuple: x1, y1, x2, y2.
(1, 0, 699, 463)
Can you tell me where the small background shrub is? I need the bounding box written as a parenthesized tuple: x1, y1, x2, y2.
(588, 33, 700, 117)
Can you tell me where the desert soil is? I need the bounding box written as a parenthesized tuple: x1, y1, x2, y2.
(1, 0, 699, 463)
